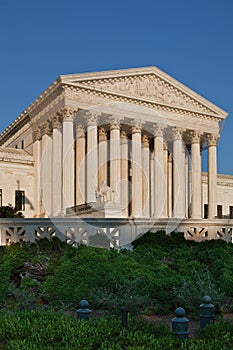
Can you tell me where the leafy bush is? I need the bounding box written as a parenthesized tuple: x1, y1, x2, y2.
(0, 255, 12, 305)
(1, 231, 233, 318)
(0, 204, 24, 218)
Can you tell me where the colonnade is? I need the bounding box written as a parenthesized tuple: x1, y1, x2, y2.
(32, 109, 218, 220)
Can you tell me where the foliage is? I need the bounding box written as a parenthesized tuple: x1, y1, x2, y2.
(1, 232, 233, 317)
(173, 268, 224, 315)
(0, 310, 233, 349)
(0, 204, 24, 218)
(0, 255, 12, 305)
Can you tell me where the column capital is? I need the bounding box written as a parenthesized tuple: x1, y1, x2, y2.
(168, 153, 173, 162)
(120, 130, 128, 144)
(76, 124, 85, 139)
(171, 127, 185, 141)
(207, 134, 219, 147)
(142, 134, 150, 148)
(32, 127, 41, 142)
(153, 124, 165, 138)
(52, 114, 62, 130)
(163, 140, 168, 151)
(40, 121, 52, 137)
(109, 116, 122, 130)
(60, 107, 77, 122)
(98, 127, 107, 142)
(131, 120, 144, 134)
(86, 111, 100, 126)
(190, 130, 202, 144)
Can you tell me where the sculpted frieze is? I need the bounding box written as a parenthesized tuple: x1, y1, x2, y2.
(76, 74, 216, 115)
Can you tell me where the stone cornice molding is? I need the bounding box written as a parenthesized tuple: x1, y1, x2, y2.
(0, 67, 228, 146)
(61, 66, 228, 119)
(0, 80, 64, 144)
(64, 83, 223, 122)
(98, 127, 107, 142)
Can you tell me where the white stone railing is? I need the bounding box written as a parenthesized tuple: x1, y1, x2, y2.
(0, 218, 233, 247)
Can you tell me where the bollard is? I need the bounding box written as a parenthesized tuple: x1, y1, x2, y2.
(121, 307, 128, 328)
(76, 300, 91, 320)
(171, 307, 189, 339)
(200, 295, 214, 329)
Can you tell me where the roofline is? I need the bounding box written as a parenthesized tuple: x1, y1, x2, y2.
(60, 66, 228, 119)
(0, 66, 228, 143)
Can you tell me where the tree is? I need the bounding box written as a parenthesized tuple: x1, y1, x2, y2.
(0, 204, 24, 218)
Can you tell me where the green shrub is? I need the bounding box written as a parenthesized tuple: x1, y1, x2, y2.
(0, 255, 12, 305)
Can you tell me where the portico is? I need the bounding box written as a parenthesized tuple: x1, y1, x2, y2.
(0, 67, 229, 226)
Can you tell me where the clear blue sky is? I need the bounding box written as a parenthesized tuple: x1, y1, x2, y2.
(0, 0, 233, 174)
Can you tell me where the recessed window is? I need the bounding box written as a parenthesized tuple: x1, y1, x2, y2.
(204, 204, 208, 219)
(21, 140, 24, 149)
(0, 189, 2, 207)
(217, 205, 222, 219)
(15, 190, 25, 211)
(229, 206, 233, 219)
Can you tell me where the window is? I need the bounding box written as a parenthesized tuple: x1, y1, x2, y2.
(230, 206, 233, 219)
(21, 140, 24, 149)
(204, 204, 208, 219)
(217, 205, 222, 218)
(15, 190, 25, 211)
(0, 189, 2, 207)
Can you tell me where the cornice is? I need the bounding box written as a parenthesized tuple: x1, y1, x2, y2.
(0, 78, 64, 145)
(61, 66, 228, 119)
(0, 67, 228, 145)
(202, 172, 233, 187)
(63, 83, 223, 122)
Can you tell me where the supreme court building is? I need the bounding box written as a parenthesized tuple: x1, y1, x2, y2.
(0, 66, 233, 244)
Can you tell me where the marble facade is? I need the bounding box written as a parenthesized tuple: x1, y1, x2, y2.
(0, 66, 232, 224)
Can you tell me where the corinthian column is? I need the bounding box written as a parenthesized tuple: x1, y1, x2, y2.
(153, 124, 165, 218)
(168, 153, 173, 217)
(32, 127, 41, 217)
(131, 120, 143, 217)
(172, 128, 186, 218)
(62, 109, 75, 213)
(163, 141, 168, 218)
(120, 131, 128, 217)
(52, 114, 62, 216)
(207, 134, 218, 219)
(109, 117, 121, 202)
(86, 112, 99, 203)
(142, 134, 150, 217)
(76, 124, 86, 206)
(190, 131, 202, 219)
(40, 121, 52, 217)
(98, 127, 108, 190)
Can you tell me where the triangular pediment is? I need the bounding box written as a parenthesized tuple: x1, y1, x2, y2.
(61, 67, 228, 118)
